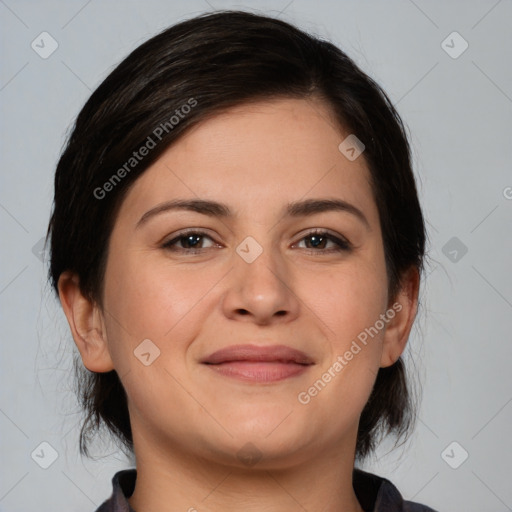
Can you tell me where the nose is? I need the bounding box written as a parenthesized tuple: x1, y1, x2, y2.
(221, 243, 300, 326)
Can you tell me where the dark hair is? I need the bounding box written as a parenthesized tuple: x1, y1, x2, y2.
(47, 9, 426, 460)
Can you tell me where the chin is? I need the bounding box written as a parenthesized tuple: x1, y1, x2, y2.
(206, 414, 315, 467)
(202, 434, 313, 471)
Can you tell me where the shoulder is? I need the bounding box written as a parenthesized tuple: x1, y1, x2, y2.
(93, 469, 137, 512)
(353, 468, 439, 512)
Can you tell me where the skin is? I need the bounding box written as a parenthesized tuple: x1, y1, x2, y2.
(58, 97, 419, 512)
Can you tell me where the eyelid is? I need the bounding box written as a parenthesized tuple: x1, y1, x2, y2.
(293, 227, 350, 243)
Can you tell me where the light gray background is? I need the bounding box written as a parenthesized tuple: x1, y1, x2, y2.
(1, 1, 511, 511)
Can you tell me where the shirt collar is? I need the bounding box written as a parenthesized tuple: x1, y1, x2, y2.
(98, 467, 435, 512)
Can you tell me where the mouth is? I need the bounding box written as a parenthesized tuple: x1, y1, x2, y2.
(201, 344, 314, 383)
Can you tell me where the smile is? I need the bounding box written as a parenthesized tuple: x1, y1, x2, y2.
(202, 344, 314, 383)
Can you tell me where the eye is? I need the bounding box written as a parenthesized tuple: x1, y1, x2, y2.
(162, 230, 218, 253)
(161, 228, 351, 255)
(294, 229, 351, 254)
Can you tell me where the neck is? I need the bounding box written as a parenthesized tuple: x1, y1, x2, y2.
(127, 435, 364, 512)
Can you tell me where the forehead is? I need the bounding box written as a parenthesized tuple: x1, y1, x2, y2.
(117, 97, 378, 226)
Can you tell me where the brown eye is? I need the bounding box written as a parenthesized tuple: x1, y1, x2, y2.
(295, 230, 351, 253)
(162, 230, 217, 253)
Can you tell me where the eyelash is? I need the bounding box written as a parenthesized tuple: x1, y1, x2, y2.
(161, 228, 351, 255)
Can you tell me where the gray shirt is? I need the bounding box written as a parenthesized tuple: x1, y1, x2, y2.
(94, 468, 438, 511)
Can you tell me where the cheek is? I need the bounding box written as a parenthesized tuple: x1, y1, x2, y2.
(296, 251, 388, 409)
(305, 256, 388, 348)
(101, 251, 220, 366)
(100, 254, 217, 415)
(296, 267, 387, 434)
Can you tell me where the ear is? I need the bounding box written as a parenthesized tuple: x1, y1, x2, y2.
(57, 271, 115, 373)
(380, 266, 420, 368)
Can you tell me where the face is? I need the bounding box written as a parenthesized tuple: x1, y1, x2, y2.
(86, 97, 402, 468)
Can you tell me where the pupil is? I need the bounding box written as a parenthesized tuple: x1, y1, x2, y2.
(186, 235, 201, 247)
(310, 235, 323, 248)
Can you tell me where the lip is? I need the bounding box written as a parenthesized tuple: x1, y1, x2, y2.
(201, 344, 314, 383)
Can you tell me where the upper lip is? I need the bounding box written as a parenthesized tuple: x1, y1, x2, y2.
(202, 344, 314, 365)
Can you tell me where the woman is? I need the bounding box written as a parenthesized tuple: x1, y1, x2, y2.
(47, 10, 437, 512)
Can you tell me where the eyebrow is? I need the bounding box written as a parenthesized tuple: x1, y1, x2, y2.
(136, 198, 370, 230)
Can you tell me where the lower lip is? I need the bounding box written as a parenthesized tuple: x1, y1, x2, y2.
(205, 361, 311, 382)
